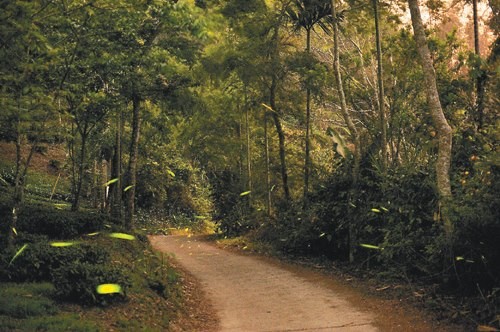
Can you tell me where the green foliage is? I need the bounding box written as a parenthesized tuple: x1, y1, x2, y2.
(0, 283, 57, 318)
(0, 314, 99, 332)
(52, 262, 129, 305)
(0, 283, 99, 331)
(0, 242, 109, 283)
(16, 206, 106, 239)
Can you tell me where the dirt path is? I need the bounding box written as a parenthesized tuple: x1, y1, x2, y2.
(150, 235, 456, 332)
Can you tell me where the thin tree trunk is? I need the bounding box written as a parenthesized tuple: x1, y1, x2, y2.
(126, 96, 141, 227)
(408, 0, 453, 231)
(473, 0, 485, 129)
(269, 25, 291, 202)
(245, 87, 252, 201)
(72, 126, 88, 211)
(264, 112, 272, 216)
(271, 112, 290, 202)
(111, 109, 123, 221)
(332, 0, 362, 263)
(331, 0, 361, 184)
(304, 28, 312, 202)
(372, 0, 388, 172)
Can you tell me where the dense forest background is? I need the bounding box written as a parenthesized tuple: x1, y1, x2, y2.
(0, 0, 499, 328)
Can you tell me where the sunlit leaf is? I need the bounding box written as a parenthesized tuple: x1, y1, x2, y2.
(319, 232, 326, 238)
(349, 202, 357, 208)
(455, 256, 465, 261)
(380, 206, 389, 212)
(103, 178, 119, 187)
(87, 232, 100, 236)
(96, 283, 122, 294)
(9, 244, 28, 266)
(123, 185, 134, 192)
(195, 215, 207, 219)
(240, 191, 251, 197)
(371, 208, 381, 213)
(109, 233, 135, 240)
(167, 170, 175, 177)
(360, 243, 382, 250)
(50, 242, 78, 247)
(12, 228, 17, 236)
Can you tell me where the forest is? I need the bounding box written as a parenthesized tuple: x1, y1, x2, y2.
(0, 0, 499, 330)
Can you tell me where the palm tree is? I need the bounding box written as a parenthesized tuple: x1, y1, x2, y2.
(286, 0, 332, 201)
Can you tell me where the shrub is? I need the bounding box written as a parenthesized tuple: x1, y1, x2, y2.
(52, 262, 130, 305)
(16, 206, 106, 239)
(0, 242, 110, 282)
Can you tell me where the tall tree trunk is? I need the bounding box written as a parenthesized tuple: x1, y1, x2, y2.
(264, 112, 272, 216)
(126, 95, 141, 228)
(271, 110, 291, 202)
(332, 0, 362, 263)
(269, 25, 291, 202)
(72, 126, 88, 212)
(408, 0, 453, 231)
(331, 0, 361, 184)
(304, 27, 312, 202)
(473, 0, 485, 129)
(111, 109, 123, 221)
(372, 0, 388, 172)
(245, 87, 252, 201)
(10, 108, 37, 248)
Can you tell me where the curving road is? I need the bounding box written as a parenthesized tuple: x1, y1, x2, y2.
(150, 235, 379, 332)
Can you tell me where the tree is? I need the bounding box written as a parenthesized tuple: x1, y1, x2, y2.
(471, 0, 486, 129)
(372, 0, 388, 172)
(286, 0, 332, 200)
(408, 0, 453, 231)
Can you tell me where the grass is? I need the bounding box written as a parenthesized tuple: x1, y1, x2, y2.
(0, 283, 99, 331)
(0, 235, 186, 331)
(0, 142, 201, 330)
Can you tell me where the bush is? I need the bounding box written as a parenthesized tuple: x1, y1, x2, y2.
(0, 242, 109, 283)
(52, 262, 130, 305)
(16, 206, 106, 239)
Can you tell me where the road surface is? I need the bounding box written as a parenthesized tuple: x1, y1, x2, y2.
(150, 235, 383, 331)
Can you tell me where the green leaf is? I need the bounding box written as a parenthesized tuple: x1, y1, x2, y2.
(9, 244, 28, 266)
(103, 178, 119, 187)
(380, 206, 389, 212)
(360, 243, 382, 250)
(87, 232, 100, 236)
(12, 228, 17, 236)
(109, 233, 135, 241)
(371, 208, 381, 213)
(240, 191, 251, 197)
(167, 170, 176, 177)
(96, 284, 122, 294)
